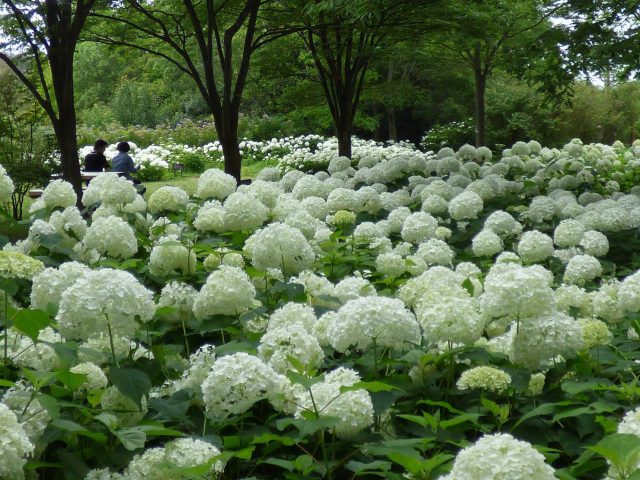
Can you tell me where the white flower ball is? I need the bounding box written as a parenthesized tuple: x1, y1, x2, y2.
(56, 268, 155, 341)
(328, 297, 420, 353)
(258, 323, 324, 373)
(553, 219, 585, 248)
(472, 229, 503, 257)
(563, 254, 602, 285)
(43, 179, 76, 209)
(195, 168, 236, 200)
(375, 252, 406, 277)
(223, 191, 269, 231)
(193, 200, 226, 233)
(244, 223, 315, 275)
(201, 352, 284, 418)
(579, 230, 609, 257)
(448, 191, 483, 220)
(147, 186, 189, 214)
(442, 433, 555, 480)
(193, 265, 256, 319)
(83, 215, 138, 259)
(30, 262, 90, 313)
(413, 238, 455, 266)
(484, 210, 522, 238)
(149, 239, 197, 277)
(401, 212, 438, 244)
(416, 295, 484, 345)
(0, 403, 34, 479)
(517, 230, 554, 263)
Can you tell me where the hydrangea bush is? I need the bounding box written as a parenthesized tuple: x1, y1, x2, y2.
(4, 138, 640, 478)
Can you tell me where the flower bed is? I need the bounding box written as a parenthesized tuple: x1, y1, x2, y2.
(2, 138, 640, 478)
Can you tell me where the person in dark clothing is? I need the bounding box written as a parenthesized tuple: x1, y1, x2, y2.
(84, 139, 109, 172)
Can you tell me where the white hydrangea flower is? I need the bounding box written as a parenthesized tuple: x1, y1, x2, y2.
(258, 323, 324, 373)
(448, 190, 483, 221)
(292, 367, 373, 437)
(472, 229, 503, 257)
(83, 215, 138, 259)
(43, 179, 76, 209)
(375, 252, 406, 277)
(244, 223, 315, 275)
(157, 281, 198, 324)
(193, 200, 226, 233)
(526, 196, 556, 223)
(195, 168, 236, 200)
(555, 284, 592, 315)
(442, 433, 555, 480)
(6, 327, 62, 371)
(484, 210, 522, 238)
(517, 230, 554, 263)
(327, 297, 420, 353)
(201, 352, 285, 418)
(291, 270, 336, 299)
(149, 239, 197, 277)
(413, 238, 454, 266)
(457, 366, 511, 393)
(30, 261, 90, 313)
(592, 280, 624, 322)
(579, 230, 609, 257)
(0, 403, 34, 480)
(82, 173, 137, 207)
(416, 295, 484, 345)
(400, 212, 438, 244)
(618, 407, 640, 437)
(193, 265, 257, 319)
(57, 269, 155, 341)
(553, 219, 585, 248)
(579, 318, 612, 349)
(160, 344, 216, 398)
(563, 254, 602, 285)
(223, 191, 269, 231)
(147, 186, 189, 214)
(333, 276, 377, 303)
(0, 164, 14, 203)
(510, 311, 584, 369)
(2, 384, 51, 444)
(481, 263, 555, 319)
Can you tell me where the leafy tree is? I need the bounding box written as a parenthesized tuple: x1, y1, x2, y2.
(426, 0, 567, 147)
(0, 0, 97, 198)
(293, 0, 429, 157)
(90, 0, 289, 181)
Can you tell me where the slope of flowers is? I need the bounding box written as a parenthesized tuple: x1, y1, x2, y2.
(3, 138, 640, 478)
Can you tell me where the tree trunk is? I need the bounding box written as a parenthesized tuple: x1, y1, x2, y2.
(336, 123, 352, 158)
(217, 112, 242, 182)
(474, 69, 487, 148)
(51, 53, 82, 200)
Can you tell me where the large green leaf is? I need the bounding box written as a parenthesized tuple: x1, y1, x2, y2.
(107, 367, 151, 410)
(12, 309, 50, 341)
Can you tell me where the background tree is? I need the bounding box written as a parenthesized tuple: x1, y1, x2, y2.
(90, 0, 293, 181)
(0, 0, 96, 198)
(427, 0, 567, 147)
(293, 0, 430, 157)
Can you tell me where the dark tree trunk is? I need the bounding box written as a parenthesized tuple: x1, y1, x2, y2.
(388, 109, 397, 141)
(336, 124, 352, 158)
(474, 68, 487, 148)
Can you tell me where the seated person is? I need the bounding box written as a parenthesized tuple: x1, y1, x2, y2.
(84, 139, 109, 172)
(112, 141, 146, 194)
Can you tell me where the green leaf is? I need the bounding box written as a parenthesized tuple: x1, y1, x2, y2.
(94, 413, 119, 430)
(587, 434, 640, 477)
(340, 381, 400, 393)
(115, 427, 147, 451)
(51, 419, 108, 444)
(276, 416, 340, 437)
(36, 393, 60, 419)
(54, 371, 87, 391)
(0, 277, 18, 296)
(514, 403, 556, 429)
(107, 367, 151, 410)
(12, 309, 50, 342)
